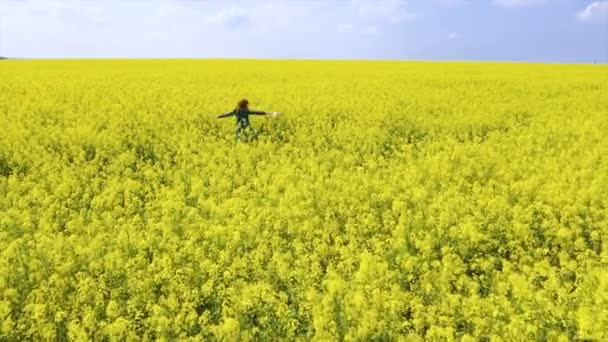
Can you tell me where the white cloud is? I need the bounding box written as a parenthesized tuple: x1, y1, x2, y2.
(493, 0, 552, 8)
(352, 0, 416, 23)
(295, 25, 321, 32)
(337, 24, 355, 32)
(1, 0, 107, 25)
(577, 1, 608, 21)
(448, 32, 459, 39)
(336, 24, 380, 34)
(255, 0, 323, 29)
(170, 0, 327, 32)
(433, 0, 470, 7)
(204, 6, 249, 27)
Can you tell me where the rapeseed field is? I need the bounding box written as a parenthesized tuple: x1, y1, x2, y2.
(0, 59, 607, 340)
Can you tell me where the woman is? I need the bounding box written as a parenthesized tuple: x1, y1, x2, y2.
(217, 99, 280, 140)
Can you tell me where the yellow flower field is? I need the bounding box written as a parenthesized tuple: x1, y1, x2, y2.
(0, 59, 607, 340)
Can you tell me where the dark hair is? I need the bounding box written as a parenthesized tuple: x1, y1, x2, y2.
(237, 99, 249, 110)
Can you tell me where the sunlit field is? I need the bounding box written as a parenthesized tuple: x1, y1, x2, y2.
(1, 60, 607, 340)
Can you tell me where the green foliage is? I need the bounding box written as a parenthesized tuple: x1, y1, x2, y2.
(0, 60, 607, 340)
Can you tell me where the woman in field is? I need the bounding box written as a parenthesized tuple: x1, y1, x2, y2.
(217, 99, 280, 141)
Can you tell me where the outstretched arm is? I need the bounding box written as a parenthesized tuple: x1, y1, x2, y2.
(250, 110, 281, 117)
(217, 110, 235, 118)
(249, 110, 267, 115)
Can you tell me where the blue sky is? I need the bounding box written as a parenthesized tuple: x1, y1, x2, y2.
(0, 0, 606, 62)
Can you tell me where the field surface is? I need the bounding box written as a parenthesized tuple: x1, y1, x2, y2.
(0, 60, 607, 340)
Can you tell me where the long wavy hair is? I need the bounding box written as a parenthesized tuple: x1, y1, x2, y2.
(237, 99, 249, 111)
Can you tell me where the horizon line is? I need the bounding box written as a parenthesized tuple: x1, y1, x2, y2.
(1, 57, 606, 65)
